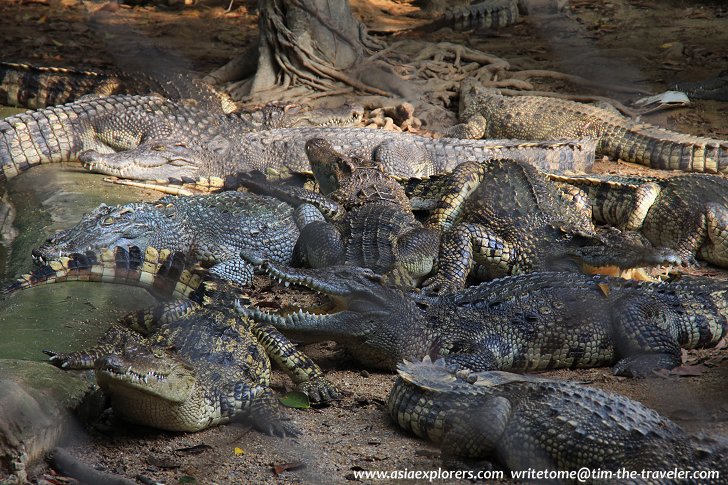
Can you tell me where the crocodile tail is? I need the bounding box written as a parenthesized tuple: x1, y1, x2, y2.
(0, 62, 120, 109)
(606, 125, 728, 173)
(3, 245, 204, 299)
(443, 0, 519, 30)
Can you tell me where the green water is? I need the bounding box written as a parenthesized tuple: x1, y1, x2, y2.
(0, 107, 161, 362)
(0, 105, 160, 464)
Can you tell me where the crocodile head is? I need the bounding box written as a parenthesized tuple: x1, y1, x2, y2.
(305, 137, 371, 195)
(33, 202, 182, 264)
(94, 343, 210, 432)
(79, 139, 208, 181)
(236, 259, 431, 369)
(265, 103, 365, 129)
(96, 344, 196, 403)
(304, 137, 411, 209)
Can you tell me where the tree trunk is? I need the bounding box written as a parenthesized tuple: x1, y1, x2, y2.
(208, 0, 392, 103)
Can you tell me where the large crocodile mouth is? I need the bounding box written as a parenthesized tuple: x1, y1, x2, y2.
(79, 146, 201, 180)
(98, 363, 170, 386)
(95, 352, 194, 402)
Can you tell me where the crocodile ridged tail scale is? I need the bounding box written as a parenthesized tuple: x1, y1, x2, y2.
(3, 246, 201, 300)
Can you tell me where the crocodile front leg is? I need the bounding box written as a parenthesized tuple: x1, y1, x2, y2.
(118, 299, 202, 335)
(249, 320, 340, 404)
(222, 384, 298, 437)
(237, 174, 345, 220)
(697, 203, 728, 267)
(423, 223, 517, 293)
(609, 297, 684, 377)
(293, 220, 345, 268)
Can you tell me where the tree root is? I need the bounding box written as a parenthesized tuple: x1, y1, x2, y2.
(208, 3, 646, 128)
(49, 447, 137, 485)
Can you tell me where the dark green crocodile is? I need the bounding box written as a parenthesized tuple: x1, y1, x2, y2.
(238, 138, 441, 287)
(548, 172, 728, 269)
(0, 94, 363, 183)
(31, 191, 323, 286)
(0, 61, 236, 113)
(388, 357, 728, 478)
(416, 158, 680, 292)
(43, 288, 337, 434)
(6, 246, 339, 433)
(76, 126, 596, 183)
(237, 261, 727, 377)
(673, 70, 728, 102)
(450, 85, 728, 173)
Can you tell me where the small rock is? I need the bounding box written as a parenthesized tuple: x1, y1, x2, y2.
(360, 370, 370, 378)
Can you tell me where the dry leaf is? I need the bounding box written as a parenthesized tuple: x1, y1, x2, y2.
(273, 461, 305, 476)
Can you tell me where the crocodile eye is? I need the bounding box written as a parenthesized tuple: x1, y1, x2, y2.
(101, 217, 115, 226)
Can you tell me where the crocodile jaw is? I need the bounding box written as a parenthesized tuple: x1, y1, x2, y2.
(95, 353, 221, 432)
(79, 145, 201, 181)
(95, 353, 196, 404)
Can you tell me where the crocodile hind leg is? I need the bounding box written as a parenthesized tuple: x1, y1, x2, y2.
(697, 203, 728, 267)
(43, 324, 142, 369)
(249, 320, 341, 403)
(118, 299, 202, 335)
(609, 297, 683, 377)
(440, 396, 510, 467)
(423, 223, 517, 293)
(45, 300, 201, 368)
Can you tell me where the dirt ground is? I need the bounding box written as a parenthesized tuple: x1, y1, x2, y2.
(2, 0, 728, 483)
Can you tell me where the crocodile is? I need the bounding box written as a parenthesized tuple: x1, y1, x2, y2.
(5, 245, 339, 433)
(388, 357, 728, 478)
(417, 158, 680, 292)
(0, 61, 236, 113)
(547, 172, 728, 269)
(449, 84, 728, 173)
(77, 126, 597, 183)
(42, 280, 338, 433)
(0, 94, 363, 183)
(238, 138, 441, 286)
(31, 190, 323, 286)
(673, 70, 728, 102)
(416, 0, 519, 30)
(237, 261, 727, 377)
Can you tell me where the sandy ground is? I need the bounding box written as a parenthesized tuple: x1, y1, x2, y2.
(1, 0, 727, 483)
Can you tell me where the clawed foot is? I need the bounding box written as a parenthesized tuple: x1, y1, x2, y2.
(43, 350, 72, 369)
(297, 377, 342, 404)
(613, 353, 680, 378)
(257, 417, 300, 438)
(421, 276, 460, 295)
